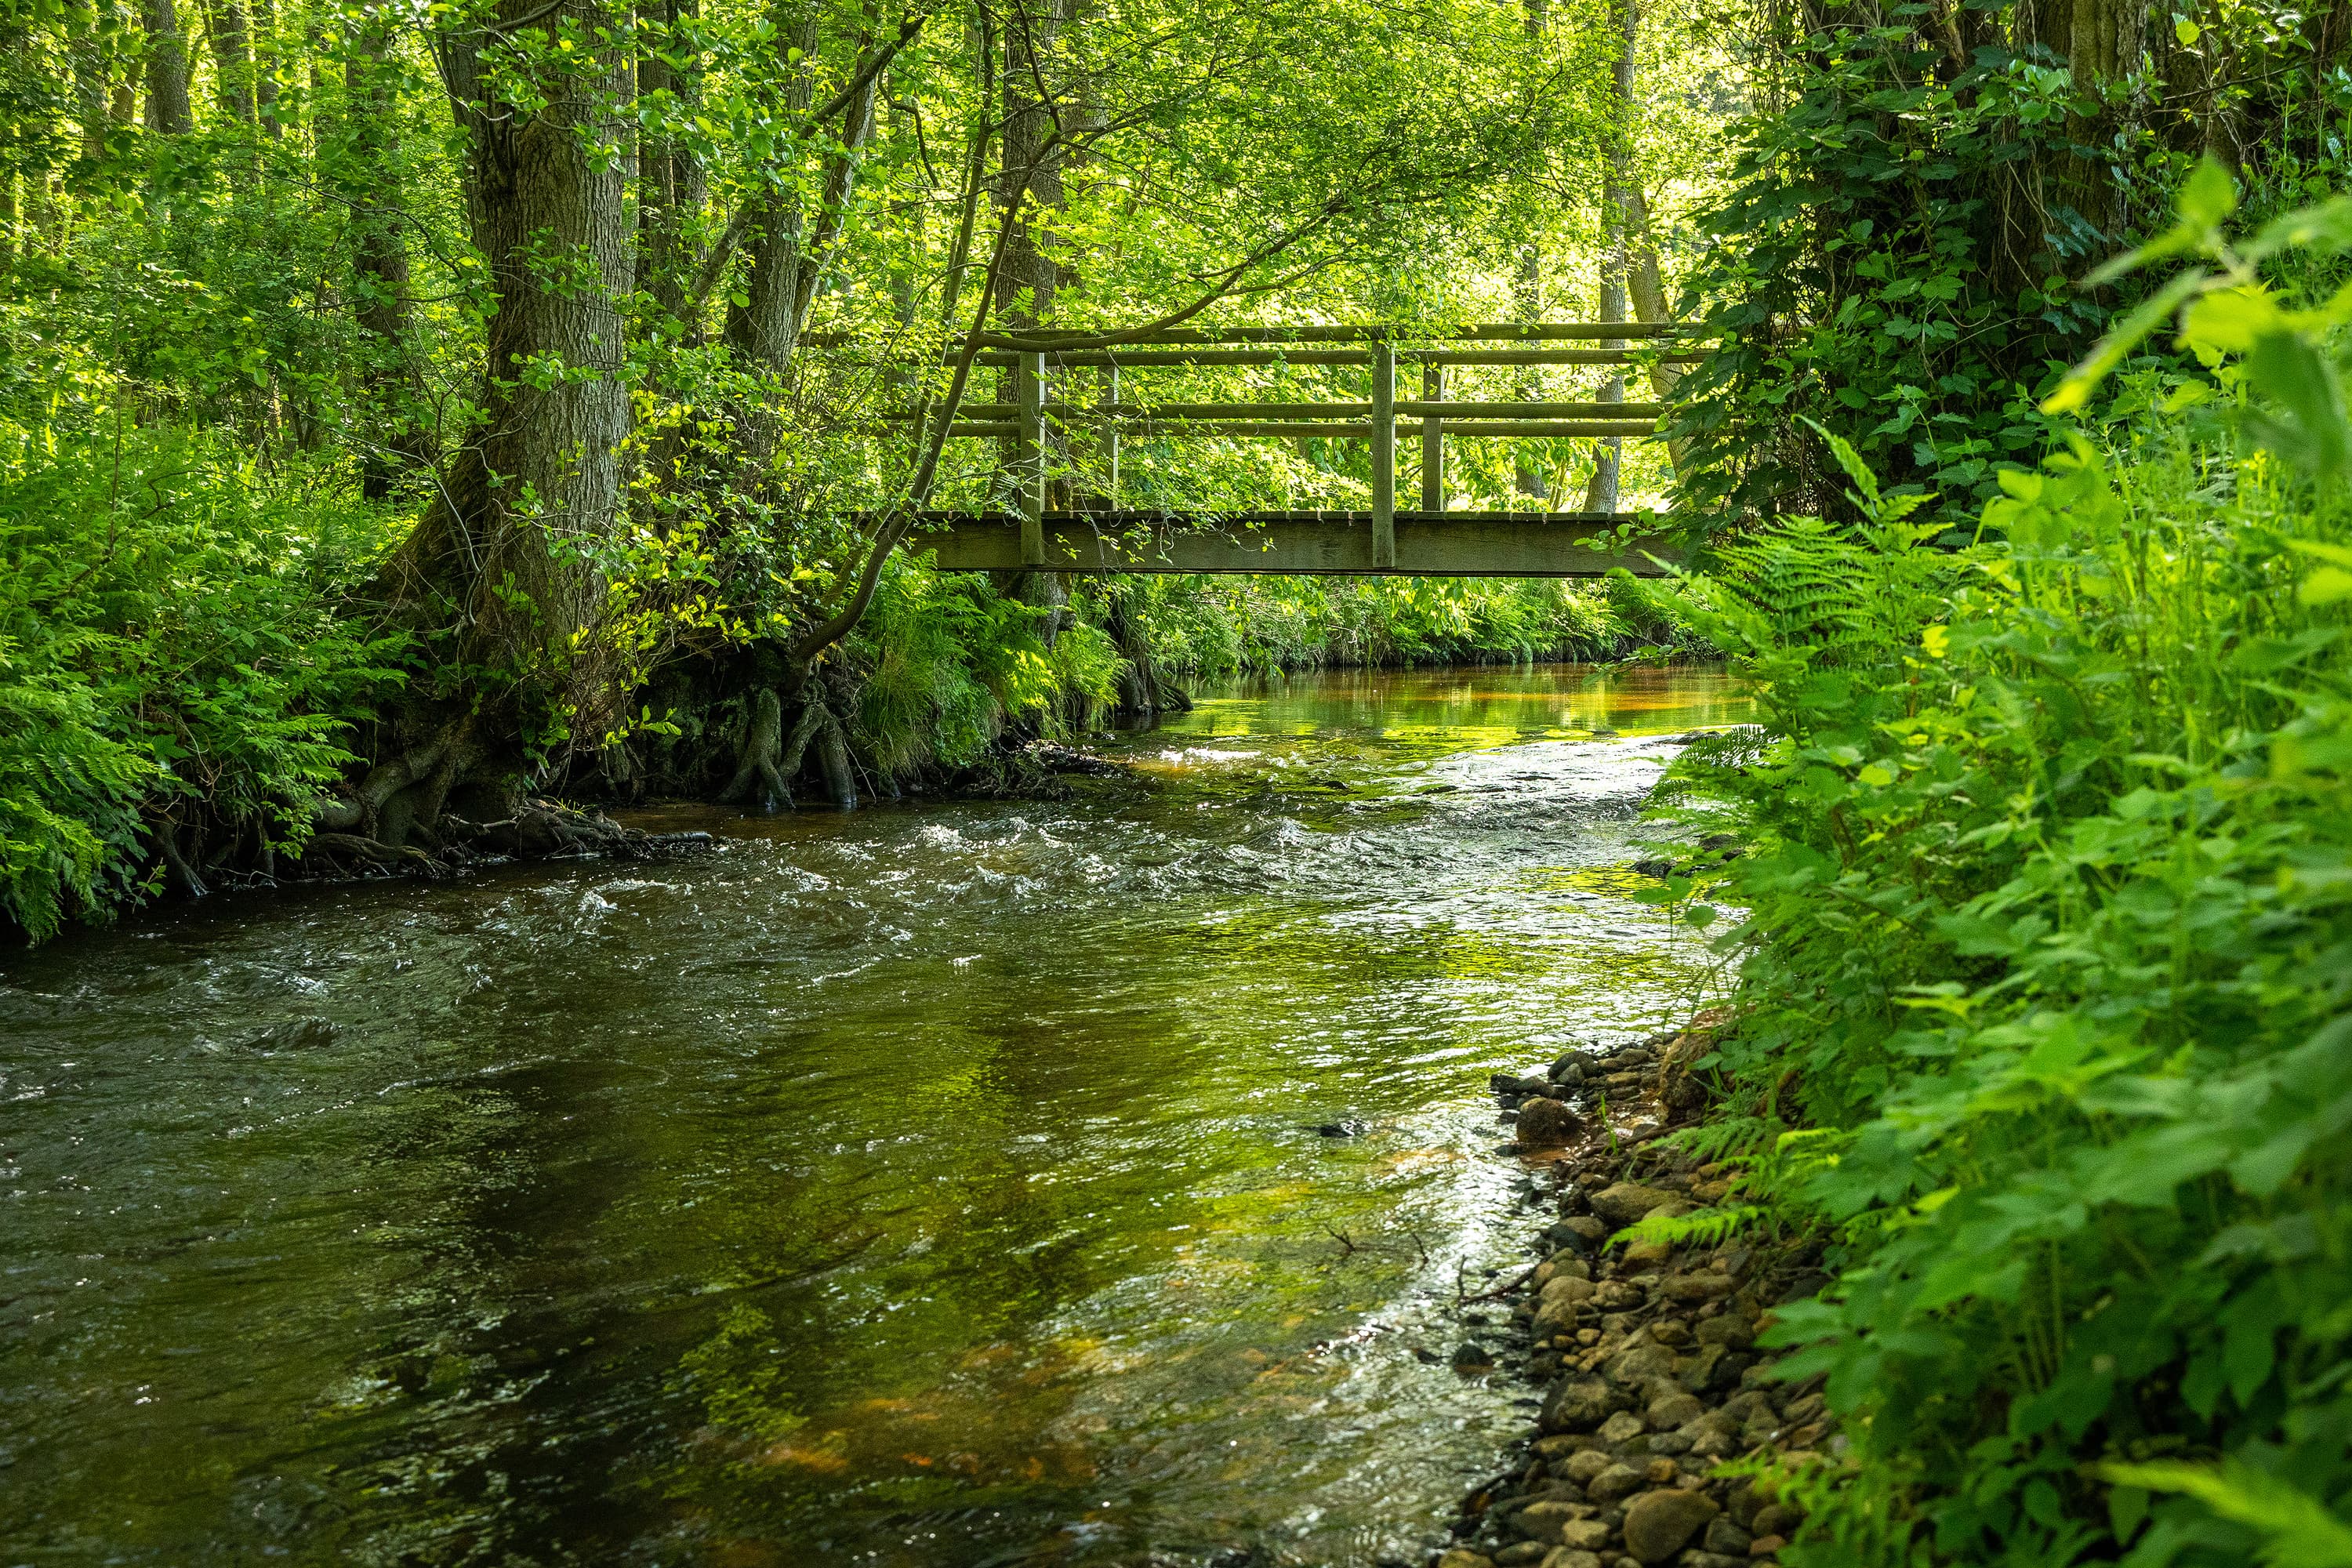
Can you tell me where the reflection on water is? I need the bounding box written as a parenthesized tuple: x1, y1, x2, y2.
(0, 663, 1749, 1566)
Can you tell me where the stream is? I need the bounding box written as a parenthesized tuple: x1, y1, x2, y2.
(0, 662, 1751, 1568)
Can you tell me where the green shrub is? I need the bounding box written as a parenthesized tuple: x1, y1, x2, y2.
(0, 423, 408, 939)
(850, 563, 1123, 774)
(1649, 179, 2352, 1566)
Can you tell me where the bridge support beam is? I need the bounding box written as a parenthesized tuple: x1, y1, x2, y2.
(908, 512, 1679, 578)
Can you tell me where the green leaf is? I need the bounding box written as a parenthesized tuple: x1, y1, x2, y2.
(2298, 567, 2352, 606)
(2243, 330, 2352, 484)
(2100, 1461, 2352, 1568)
(2183, 288, 2288, 355)
(2043, 270, 2209, 414)
(2177, 156, 2240, 234)
(2248, 196, 2352, 262)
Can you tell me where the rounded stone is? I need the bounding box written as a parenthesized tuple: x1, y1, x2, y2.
(1621, 1487, 1722, 1564)
(1588, 1182, 1678, 1226)
(1587, 1462, 1647, 1504)
(1518, 1095, 1583, 1148)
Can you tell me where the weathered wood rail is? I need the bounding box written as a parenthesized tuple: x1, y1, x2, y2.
(836, 323, 1702, 576)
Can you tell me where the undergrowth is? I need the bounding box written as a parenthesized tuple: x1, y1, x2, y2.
(1127, 570, 1712, 681)
(1645, 172, 2352, 1566)
(0, 423, 408, 939)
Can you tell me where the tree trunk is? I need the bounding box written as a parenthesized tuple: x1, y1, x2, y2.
(204, 0, 256, 125)
(1582, 0, 1637, 514)
(991, 0, 1071, 633)
(720, 16, 882, 486)
(343, 20, 428, 499)
(65, 0, 111, 166)
(1621, 185, 1693, 481)
(250, 0, 280, 134)
(387, 0, 636, 743)
(2013, 0, 2148, 242)
(720, 4, 821, 368)
(143, 0, 194, 134)
(1514, 0, 1549, 500)
(637, 0, 706, 329)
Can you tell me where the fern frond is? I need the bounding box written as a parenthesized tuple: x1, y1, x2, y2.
(1615, 1204, 1767, 1251)
(1658, 1115, 1775, 1167)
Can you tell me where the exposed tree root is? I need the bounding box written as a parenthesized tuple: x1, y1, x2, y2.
(156, 822, 210, 898)
(717, 687, 859, 810)
(718, 688, 795, 808)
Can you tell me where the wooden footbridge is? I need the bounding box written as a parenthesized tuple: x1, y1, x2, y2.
(866, 323, 1699, 577)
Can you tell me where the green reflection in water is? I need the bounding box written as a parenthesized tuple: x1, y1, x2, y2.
(0, 662, 1748, 1567)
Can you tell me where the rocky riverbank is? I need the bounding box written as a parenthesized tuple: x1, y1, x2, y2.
(1428, 1024, 1833, 1568)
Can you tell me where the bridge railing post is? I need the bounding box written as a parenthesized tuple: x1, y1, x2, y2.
(1420, 361, 1443, 513)
(1018, 350, 1046, 564)
(1371, 340, 1396, 568)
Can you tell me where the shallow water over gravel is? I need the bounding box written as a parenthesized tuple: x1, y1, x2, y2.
(0, 663, 1748, 1568)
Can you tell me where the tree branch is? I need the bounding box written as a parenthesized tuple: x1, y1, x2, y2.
(687, 11, 930, 318)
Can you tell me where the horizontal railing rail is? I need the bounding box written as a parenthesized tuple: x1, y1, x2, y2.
(806, 321, 1693, 350)
(883, 322, 1700, 569)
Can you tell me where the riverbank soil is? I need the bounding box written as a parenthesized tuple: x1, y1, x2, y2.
(1431, 1028, 1829, 1568)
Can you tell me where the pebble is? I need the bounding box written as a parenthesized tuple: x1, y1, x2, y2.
(1621, 1487, 1719, 1563)
(1425, 1016, 1831, 1568)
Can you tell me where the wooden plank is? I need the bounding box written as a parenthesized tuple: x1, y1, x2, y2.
(1414, 349, 1708, 366)
(1114, 422, 1374, 437)
(946, 419, 1659, 439)
(808, 322, 1699, 350)
(905, 512, 1682, 577)
(913, 397, 1669, 420)
(1370, 343, 1396, 568)
(1394, 400, 1665, 417)
(1007, 348, 1373, 368)
(1087, 400, 1371, 419)
(1397, 420, 1657, 437)
(978, 347, 1699, 367)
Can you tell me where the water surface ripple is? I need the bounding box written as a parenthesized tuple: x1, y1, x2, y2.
(0, 663, 1749, 1567)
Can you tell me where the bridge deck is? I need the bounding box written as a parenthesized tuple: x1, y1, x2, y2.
(908, 511, 1679, 578)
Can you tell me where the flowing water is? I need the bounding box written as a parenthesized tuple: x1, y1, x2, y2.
(0, 663, 1750, 1568)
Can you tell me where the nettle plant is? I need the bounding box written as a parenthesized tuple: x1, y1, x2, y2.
(1642, 167, 2352, 1568)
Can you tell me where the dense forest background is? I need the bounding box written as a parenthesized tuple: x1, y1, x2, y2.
(0, 0, 1745, 936)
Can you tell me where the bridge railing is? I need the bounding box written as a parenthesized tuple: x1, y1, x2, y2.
(844, 322, 1703, 569)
